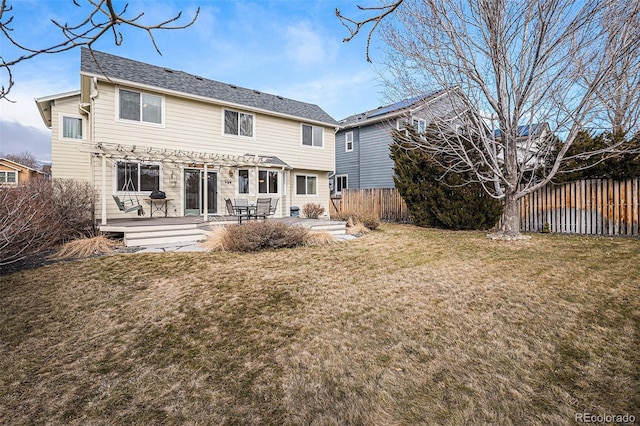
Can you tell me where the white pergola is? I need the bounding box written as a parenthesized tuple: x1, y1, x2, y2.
(82, 142, 273, 225)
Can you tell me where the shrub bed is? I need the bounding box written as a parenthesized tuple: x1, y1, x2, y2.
(332, 211, 381, 230)
(217, 221, 310, 252)
(302, 203, 325, 219)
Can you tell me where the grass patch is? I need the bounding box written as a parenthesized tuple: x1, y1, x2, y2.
(1, 224, 638, 424)
(49, 235, 121, 260)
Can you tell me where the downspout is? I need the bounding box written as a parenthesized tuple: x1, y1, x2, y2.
(88, 77, 107, 226)
(203, 163, 208, 220)
(280, 166, 286, 217)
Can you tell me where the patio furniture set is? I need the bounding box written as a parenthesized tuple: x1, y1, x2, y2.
(224, 198, 279, 224)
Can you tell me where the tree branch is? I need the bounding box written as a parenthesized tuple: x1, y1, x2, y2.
(336, 0, 404, 62)
(0, 0, 199, 100)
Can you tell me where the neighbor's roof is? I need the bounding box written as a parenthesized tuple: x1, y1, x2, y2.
(80, 49, 337, 126)
(338, 90, 446, 128)
(0, 157, 44, 173)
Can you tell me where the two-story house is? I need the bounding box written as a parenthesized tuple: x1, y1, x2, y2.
(333, 88, 473, 194)
(36, 49, 337, 225)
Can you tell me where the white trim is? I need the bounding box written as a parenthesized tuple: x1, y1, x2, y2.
(335, 174, 348, 195)
(221, 108, 256, 140)
(257, 169, 279, 195)
(236, 168, 253, 196)
(294, 173, 319, 196)
(113, 160, 163, 194)
(300, 123, 324, 149)
(115, 87, 165, 127)
(0, 170, 18, 185)
(345, 131, 354, 152)
(82, 71, 337, 127)
(59, 113, 86, 140)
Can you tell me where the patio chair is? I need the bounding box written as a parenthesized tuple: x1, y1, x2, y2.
(269, 198, 279, 216)
(253, 198, 272, 220)
(234, 198, 248, 208)
(225, 198, 247, 224)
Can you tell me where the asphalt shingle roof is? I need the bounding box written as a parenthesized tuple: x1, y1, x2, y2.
(81, 48, 337, 125)
(338, 90, 444, 127)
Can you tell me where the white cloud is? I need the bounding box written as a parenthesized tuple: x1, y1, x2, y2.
(0, 120, 51, 162)
(285, 21, 336, 68)
(264, 69, 383, 120)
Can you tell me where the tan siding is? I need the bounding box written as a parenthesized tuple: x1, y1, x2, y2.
(59, 81, 334, 221)
(287, 169, 331, 219)
(93, 83, 335, 172)
(50, 95, 91, 181)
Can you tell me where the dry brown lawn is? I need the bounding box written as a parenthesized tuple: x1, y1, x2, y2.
(1, 223, 638, 425)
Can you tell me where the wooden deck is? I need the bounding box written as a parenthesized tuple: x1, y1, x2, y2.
(98, 216, 347, 247)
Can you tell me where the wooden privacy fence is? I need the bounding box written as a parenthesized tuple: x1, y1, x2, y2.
(331, 188, 412, 223)
(331, 178, 640, 236)
(519, 178, 639, 236)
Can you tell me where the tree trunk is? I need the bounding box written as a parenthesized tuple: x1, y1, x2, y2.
(500, 191, 520, 237)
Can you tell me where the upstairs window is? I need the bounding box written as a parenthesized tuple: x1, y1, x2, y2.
(302, 124, 323, 148)
(116, 161, 160, 192)
(119, 89, 163, 124)
(62, 116, 83, 139)
(224, 110, 254, 137)
(345, 131, 353, 152)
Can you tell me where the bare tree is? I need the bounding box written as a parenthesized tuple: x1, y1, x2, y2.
(338, 0, 640, 238)
(0, 0, 199, 101)
(3, 151, 38, 169)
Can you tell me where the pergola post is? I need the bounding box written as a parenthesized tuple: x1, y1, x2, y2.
(101, 154, 107, 225)
(203, 163, 208, 220)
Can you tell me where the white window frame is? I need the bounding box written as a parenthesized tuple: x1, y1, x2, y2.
(335, 174, 348, 195)
(114, 161, 162, 194)
(237, 169, 251, 195)
(397, 116, 426, 133)
(295, 174, 318, 196)
(412, 117, 426, 133)
(59, 114, 85, 140)
(301, 124, 324, 148)
(0, 170, 18, 185)
(116, 88, 165, 126)
(258, 169, 279, 194)
(223, 109, 255, 139)
(345, 131, 354, 152)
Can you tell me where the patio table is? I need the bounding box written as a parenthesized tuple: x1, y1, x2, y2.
(144, 198, 172, 218)
(234, 205, 255, 223)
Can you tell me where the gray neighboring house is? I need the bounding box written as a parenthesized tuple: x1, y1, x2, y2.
(333, 88, 471, 194)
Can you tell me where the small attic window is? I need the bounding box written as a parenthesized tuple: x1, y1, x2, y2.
(164, 68, 174, 73)
(195, 75, 203, 81)
(229, 84, 237, 89)
(277, 95, 284, 100)
(254, 90, 261, 94)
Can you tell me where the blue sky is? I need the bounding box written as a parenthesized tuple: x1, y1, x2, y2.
(0, 0, 387, 162)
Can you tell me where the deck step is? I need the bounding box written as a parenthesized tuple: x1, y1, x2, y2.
(101, 223, 201, 233)
(123, 227, 208, 247)
(308, 222, 347, 235)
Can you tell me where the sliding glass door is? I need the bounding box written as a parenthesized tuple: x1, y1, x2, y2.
(184, 169, 217, 216)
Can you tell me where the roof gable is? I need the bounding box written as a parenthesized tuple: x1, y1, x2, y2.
(0, 158, 39, 172)
(337, 89, 448, 128)
(80, 48, 337, 126)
